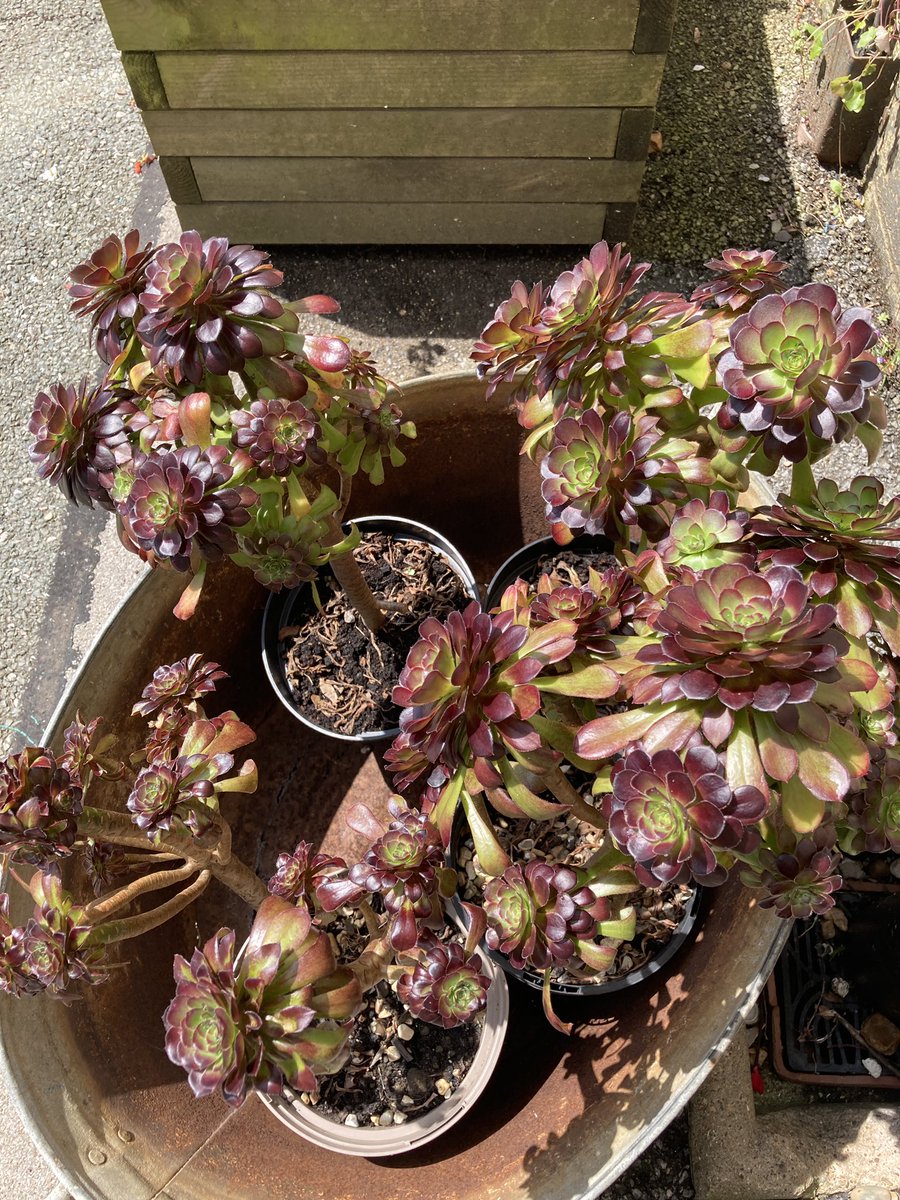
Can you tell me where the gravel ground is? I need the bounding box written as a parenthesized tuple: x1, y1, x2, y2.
(0, 0, 898, 1196)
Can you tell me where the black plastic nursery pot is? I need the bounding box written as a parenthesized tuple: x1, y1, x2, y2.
(0, 373, 789, 1200)
(261, 514, 479, 743)
(484, 532, 619, 611)
(449, 816, 708, 1001)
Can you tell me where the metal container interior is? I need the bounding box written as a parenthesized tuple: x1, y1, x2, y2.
(0, 372, 787, 1200)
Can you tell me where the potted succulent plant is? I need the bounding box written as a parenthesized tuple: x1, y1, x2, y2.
(0, 657, 508, 1153)
(375, 240, 895, 1030)
(801, 0, 900, 163)
(10, 233, 900, 1190)
(32, 230, 477, 740)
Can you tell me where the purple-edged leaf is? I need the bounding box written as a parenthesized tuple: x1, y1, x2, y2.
(462, 902, 487, 958)
(576, 705, 672, 761)
(345, 802, 385, 842)
(536, 658, 619, 700)
(304, 335, 351, 373)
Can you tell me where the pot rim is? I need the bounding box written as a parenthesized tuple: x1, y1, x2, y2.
(257, 949, 509, 1156)
(484, 531, 619, 610)
(260, 514, 480, 744)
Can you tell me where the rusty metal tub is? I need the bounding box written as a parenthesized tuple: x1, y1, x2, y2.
(0, 372, 787, 1200)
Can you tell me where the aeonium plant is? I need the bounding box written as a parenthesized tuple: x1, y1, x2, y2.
(165, 798, 495, 1106)
(31, 230, 415, 627)
(474, 241, 884, 550)
(0, 658, 492, 1106)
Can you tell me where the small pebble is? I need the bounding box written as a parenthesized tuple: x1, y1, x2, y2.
(435, 1078, 452, 1097)
(370, 1020, 387, 1038)
(832, 976, 850, 998)
(862, 1057, 883, 1078)
(344, 1114, 359, 1127)
(393, 1112, 408, 1125)
(385, 1045, 402, 1061)
(379, 1110, 394, 1127)
(890, 859, 900, 881)
(396, 1024, 414, 1041)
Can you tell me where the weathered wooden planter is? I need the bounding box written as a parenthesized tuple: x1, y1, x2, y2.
(807, 13, 899, 165)
(0, 374, 787, 1200)
(101, 0, 675, 244)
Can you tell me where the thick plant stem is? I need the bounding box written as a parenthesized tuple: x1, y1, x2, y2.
(209, 856, 268, 908)
(790, 458, 816, 505)
(328, 549, 387, 633)
(85, 862, 195, 922)
(79, 807, 267, 908)
(543, 766, 606, 830)
(350, 935, 393, 990)
(90, 871, 211, 944)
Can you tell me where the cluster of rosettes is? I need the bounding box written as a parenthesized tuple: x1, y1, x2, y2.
(33, 228, 413, 620)
(654, 492, 752, 573)
(267, 841, 347, 910)
(483, 860, 635, 975)
(526, 565, 640, 655)
(0, 748, 83, 867)
(0, 874, 108, 1000)
(163, 899, 362, 1105)
(473, 241, 712, 421)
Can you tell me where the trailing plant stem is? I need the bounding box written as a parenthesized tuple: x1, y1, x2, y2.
(90, 871, 212, 944)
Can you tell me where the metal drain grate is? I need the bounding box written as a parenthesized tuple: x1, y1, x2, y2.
(775, 915, 868, 1075)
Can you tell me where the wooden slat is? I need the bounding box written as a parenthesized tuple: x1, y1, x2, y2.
(191, 157, 645, 204)
(121, 52, 168, 110)
(143, 108, 622, 159)
(174, 202, 608, 244)
(100, 0, 640, 52)
(158, 157, 201, 204)
(155, 51, 666, 111)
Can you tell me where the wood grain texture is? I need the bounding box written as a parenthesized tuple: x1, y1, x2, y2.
(174, 201, 609, 244)
(121, 52, 168, 110)
(155, 51, 666, 110)
(191, 156, 645, 203)
(158, 156, 201, 203)
(100, 0, 639, 51)
(143, 108, 622, 158)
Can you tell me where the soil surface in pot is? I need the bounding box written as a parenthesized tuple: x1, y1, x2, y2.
(502, 546, 620, 598)
(279, 531, 470, 736)
(458, 810, 694, 986)
(290, 911, 479, 1128)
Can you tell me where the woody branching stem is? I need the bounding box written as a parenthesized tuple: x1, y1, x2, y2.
(89, 870, 212, 945)
(543, 765, 606, 831)
(85, 861, 195, 922)
(78, 807, 267, 908)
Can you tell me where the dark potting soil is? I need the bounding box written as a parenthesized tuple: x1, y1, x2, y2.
(278, 532, 470, 736)
(458, 812, 694, 986)
(290, 911, 480, 1128)
(530, 547, 620, 588)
